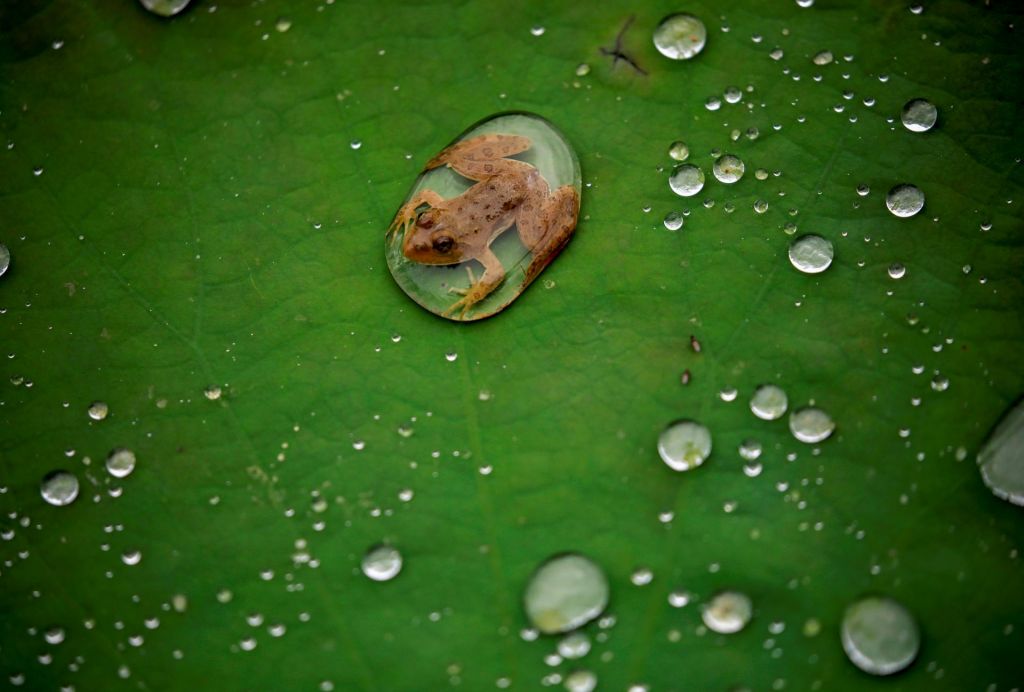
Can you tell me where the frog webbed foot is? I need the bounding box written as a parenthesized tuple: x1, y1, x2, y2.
(442, 255, 505, 320)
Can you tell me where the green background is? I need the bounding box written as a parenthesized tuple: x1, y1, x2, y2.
(1, 0, 1022, 690)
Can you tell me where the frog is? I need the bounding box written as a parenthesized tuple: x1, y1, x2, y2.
(388, 133, 580, 319)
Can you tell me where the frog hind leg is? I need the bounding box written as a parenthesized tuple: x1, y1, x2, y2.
(425, 134, 533, 182)
(442, 247, 506, 320)
(516, 185, 580, 284)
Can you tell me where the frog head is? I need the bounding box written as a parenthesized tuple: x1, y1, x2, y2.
(402, 208, 464, 265)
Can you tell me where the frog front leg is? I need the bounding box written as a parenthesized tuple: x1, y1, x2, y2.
(388, 189, 447, 235)
(443, 247, 505, 319)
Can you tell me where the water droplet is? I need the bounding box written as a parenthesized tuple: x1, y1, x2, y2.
(739, 439, 762, 460)
(797, 0, 815, 6)
(445, 351, 458, 362)
(203, 385, 222, 401)
(0, 244, 9, 278)
(663, 212, 684, 231)
(668, 590, 691, 607)
(753, 199, 769, 214)
(122, 549, 142, 566)
(563, 670, 597, 692)
(138, 0, 191, 17)
(712, 154, 745, 184)
(885, 184, 925, 218)
(977, 398, 1024, 506)
(40, 471, 78, 506)
(750, 384, 788, 420)
(530, 25, 546, 37)
(887, 262, 906, 279)
(788, 234, 834, 274)
(361, 544, 402, 582)
(812, 50, 834, 65)
(719, 387, 738, 402)
(87, 401, 109, 421)
(105, 448, 137, 478)
(557, 632, 591, 659)
(841, 596, 920, 675)
(668, 141, 690, 162)
(652, 13, 707, 60)
(630, 567, 654, 586)
(43, 627, 65, 645)
(523, 553, 609, 634)
(702, 591, 753, 634)
(930, 374, 949, 392)
(274, 17, 292, 33)
(575, 63, 590, 77)
(658, 420, 712, 471)
(669, 164, 705, 197)
(723, 86, 743, 104)
(900, 98, 937, 133)
(743, 461, 763, 477)
(349, 139, 362, 150)
(856, 184, 871, 197)
(789, 407, 835, 443)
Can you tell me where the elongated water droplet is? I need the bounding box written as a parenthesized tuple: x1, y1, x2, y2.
(361, 544, 403, 582)
(977, 397, 1024, 506)
(886, 184, 925, 218)
(523, 553, 609, 634)
(841, 596, 920, 675)
(138, 0, 191, 17)
(658, 420, 712, 471)
(669, 164, 704, 197)
(900, 99, 937, 132)
(40, 471, 79, 506)
(653, 14, 707, 60)
(106, 448, 137, 478)
(702, 591, 752, 633)
(750, 384, 788, 420)
(788, 235, 834, 274)
(712, 154, 745, 184)
(789, 407, 835, 443)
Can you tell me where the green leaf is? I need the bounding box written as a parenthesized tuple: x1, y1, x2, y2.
(2, 0, 1022, 689)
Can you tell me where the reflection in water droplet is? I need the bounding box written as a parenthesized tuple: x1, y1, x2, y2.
(841, 596, 920, 676)
(557, 632, 591, 659)
(658, 420, 712, 471)
(750, 384, 788, 420)
(712, 154, 745, 184)
(789, 407, 835, 443)
(977, 398, 1024, 506)
(106, 448, 137, 478)
(40, 471, 79, 506)
(788, 234, 834, 274)
(900, 99, 937, 133)
(702, 591, 752, 633)
(887, 263, 906, 280)
(88, 401, 109, 421)
(668, 141, 689, 162)
(886, 184, 925, 218)
(0, 244, 9, 278)
(361, 544, 403, 582)
(653, 14, 707, 60)
(663, 212, 684, 231)
(138, 0, 191, 17)
(669, 164, 705, 197)
(523, 553, 609, 634)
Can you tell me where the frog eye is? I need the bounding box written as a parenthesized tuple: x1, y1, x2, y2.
(431, 235, 454, 254)
(416, 212, 435, 229)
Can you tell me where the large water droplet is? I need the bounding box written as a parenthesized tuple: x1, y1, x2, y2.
(841, 596, 920, 676)
(669, 164, 705, 197)
(885, 184, 925, 218)
(0, 243, 9, 278)
(658, 420, 712, 471)
(653, 14, 707, 60)
(977, 397, 1024, 506)
(788, 235, 834, 274)
(138, 0, 191, 17)
(702, 591, 752, 634)
(900, 99, 937, 133)
(712, 154, 745, 184)
(105, 448, 137, 478)
(361, 544, 403, 582)
(523, 553, 609, 634)
(750, 384, 788, 421)
(40, 471, 79, 506)
(789, 407, 835, 443)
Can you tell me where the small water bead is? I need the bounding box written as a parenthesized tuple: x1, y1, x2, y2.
(841, 597, 920, 676)
(575, 63, 591, 77)
(663, 212, 684, 231)
(712, 154, 745, 184)
(751, 385, 788, 420)
(40, 471, 79, 506)
(361, 544, 402, 582)
(900, 98, 938, 133)
(886, 184, 925, 218)
(530, 25, 546, 37)
(668, 141, 690, 162)
(856, 184, 870, 197)
(106, 448, 137, 478)
(563, 670, 597, 692)
(669, 164, 705, 197)
(557, 632, 591, 660)
(87, 401, 109, 421)
(797, 0, 814, 6)
(705, 96, 722, 111)
(349, 139, 362, 150)
(653, 13, 707, 60)
(743, 461, 763, 477)
(445, 351, 458, 362)
(753, 199, 769, 214)
(0, 244, 9, 278)
(658, 420, 712, 471)
(702, 591, 753, 634)
(723, 86, 743, 104)
(930, 375, 949, 392)
(755, 168, 769, 181)
(788, 235, 834, 274)
(203, 385, 222, 401)
(138, 0, 191, 17)
(812, 50, 834, 66)
(789, 407, 835, 443)
(43, 627, 65, 645)
(668, 590, 691, 608)
(739, 439, 763, 460)
(977, 398, 1024, 506)
(719, 387, 738, 402)
(122, 549, 142, 566)
(274, 17, 292, 32)
(523, 553, 609, 634)
(630, 567, 654, 586)
(887, 262, 906, 279)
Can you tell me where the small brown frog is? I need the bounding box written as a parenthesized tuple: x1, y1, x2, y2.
(389, 134, 579, 318)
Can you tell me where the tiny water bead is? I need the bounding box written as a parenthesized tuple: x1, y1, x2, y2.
(712, 154, 745, 184)
(887, 262, 906, 280)
(841, 596, 920, 676)
(885, 184, 925, 218)
(812, 50, 834, 65)
(750, 384, 788, 421)
(557, 632, 591, 659)
(658, 420, 712, 471)
(669, 164, 705, 197)
(702, 591, 753, 634)
(789, 407, 835, 444)
(523, 553, 609, 634)
(0, 243, 9, 278)
(105, 448, 137, 478)
(900, 98, 938, 133)
(138, 0, 191, 17)
(788, 235, 834, 274)
(653, 13, 707, 60)
(87, 401, 109, 421)
(40, 471, 79, 506)
(739, 439, 762, 461)
(203, 385, 222, 401)
(976, 397, 1024, 506)
(361, 544, 403, 582)
(663, 212, 684, 231)
(668, 141, 690, 162)
(563, 670, 597, 692)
